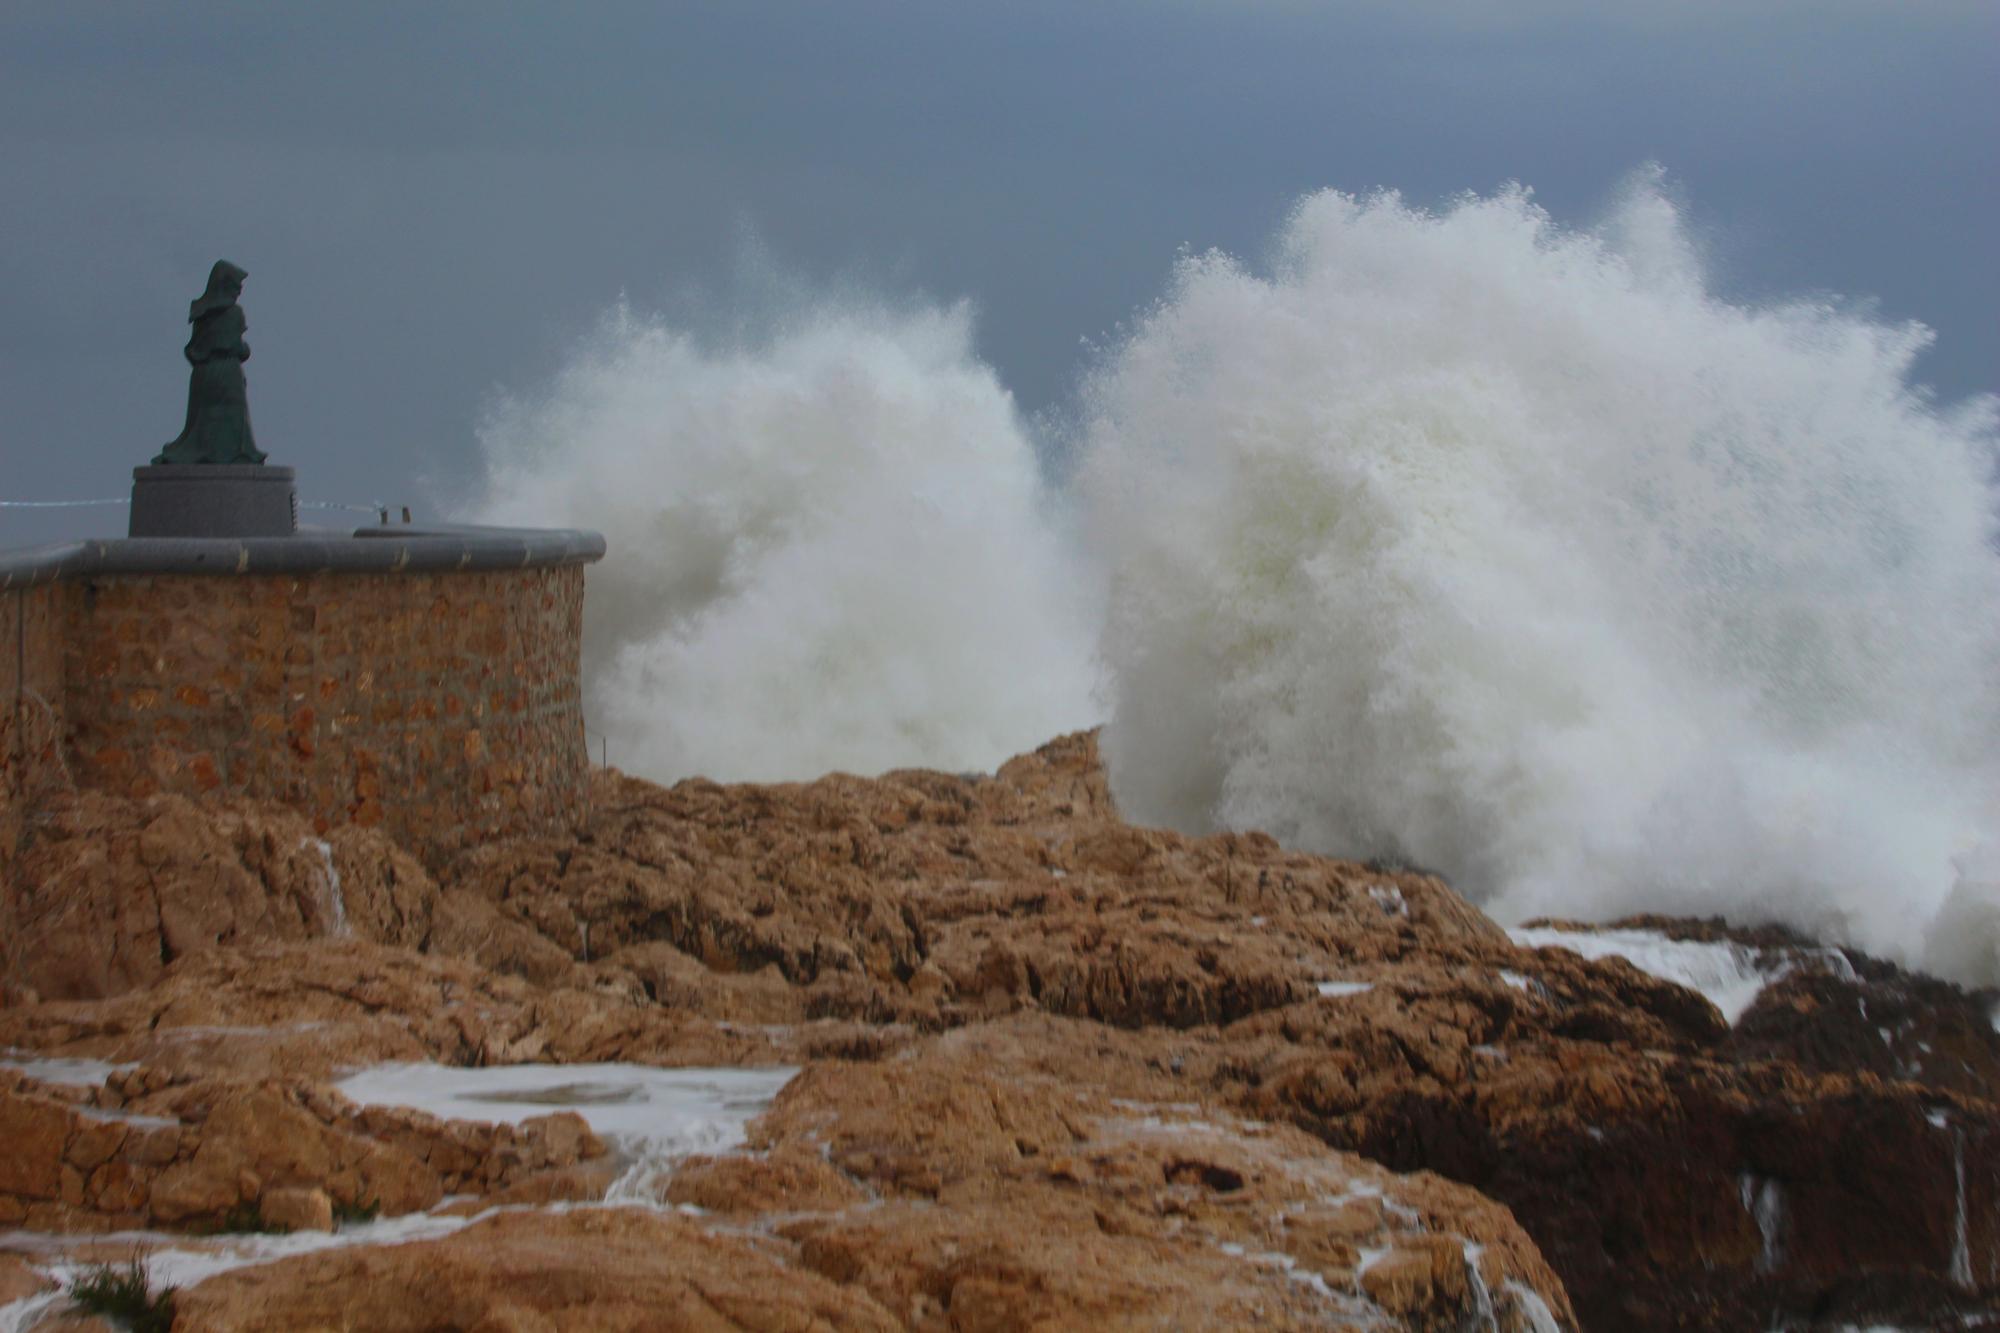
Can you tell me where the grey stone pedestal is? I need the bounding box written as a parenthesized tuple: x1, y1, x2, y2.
(130, 464, 296, 538)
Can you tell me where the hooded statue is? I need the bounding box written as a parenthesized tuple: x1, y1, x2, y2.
(155, 260, 266, 465)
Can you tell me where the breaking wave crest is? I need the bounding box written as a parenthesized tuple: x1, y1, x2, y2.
(464, 298, 1100, 782)
(464, 175, 2000, 984)
(1080, 177, 2000, 981)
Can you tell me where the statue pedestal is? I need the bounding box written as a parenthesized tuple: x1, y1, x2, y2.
(130, 464, 297, 538)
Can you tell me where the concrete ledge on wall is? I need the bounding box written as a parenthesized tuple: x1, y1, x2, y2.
(0, 524, 606, 590)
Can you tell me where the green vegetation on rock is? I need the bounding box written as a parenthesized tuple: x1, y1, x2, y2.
(69, 1257, 177, 1333)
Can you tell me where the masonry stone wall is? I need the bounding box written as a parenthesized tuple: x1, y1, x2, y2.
(2, 585, 71, 882)
(4, 566, 588, 868)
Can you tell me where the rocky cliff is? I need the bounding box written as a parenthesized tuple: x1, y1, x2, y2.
(1, 732, 1994, 1330)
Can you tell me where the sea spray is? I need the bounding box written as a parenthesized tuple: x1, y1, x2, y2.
(1079, 176, 2000, 982)
(463, 298, 1100, 783)
(459, 176, 2000, 986)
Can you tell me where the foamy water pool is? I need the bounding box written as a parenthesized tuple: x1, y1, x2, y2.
(335, 1062, 798, 1201)
(0, 1055, 136, 1087)
(1508, 926, 1850, 1025)
(334, 1062, 795, 1150)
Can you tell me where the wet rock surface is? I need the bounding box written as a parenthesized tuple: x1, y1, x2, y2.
(173, 1206, 907, 1333)
(1, 731, 1994, 1329)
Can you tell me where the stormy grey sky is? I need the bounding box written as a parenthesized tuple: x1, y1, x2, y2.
(2, 1, 1994, 542)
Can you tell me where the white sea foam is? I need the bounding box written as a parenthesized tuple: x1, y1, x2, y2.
(459, 173, 1999, 987)
(1941, 1116, 1973, 1289)
(1461, 1241, 1496, 1324)
(463, 297, 1100, 783)
(1510, 926, 1777, 1024)
(1080, 174, 2000, 984)
(0, 1214, 472, 1333)
(1739, 1173, 1787, 1274)
(1503, 1279, 1565, 1333)
(308, 837, 348, 937)
(0, 1055, 134, 1087)
(334, 1062, 793, 1152)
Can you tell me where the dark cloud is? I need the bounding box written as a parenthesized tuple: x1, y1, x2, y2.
(2, 1, 1993, 540)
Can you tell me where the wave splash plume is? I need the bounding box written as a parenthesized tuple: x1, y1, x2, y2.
(1080, 176, 2000, 982)
(465, 298, 1100, 783)
(464, 176, 2000, 986)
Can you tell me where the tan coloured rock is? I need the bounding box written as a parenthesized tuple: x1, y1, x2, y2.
(319, 824, 437, 948)
(0, 789, 437, 1001)
(683, 1019, 1572, 1331)
(169, 1206, 903, 1331)
(145, 1083, 438, 1223)
(665, 1147, 867, 1216)
(0, 1059, 611, 1234)
(1359, 1236, 1471, 1318)
(258, 1185, 333, 1233)
(63, 1118, 127, 1174)
(0, 938, 784, 1086)
(426, 887, 581, 986)
(0, 1091, 70, 1200)
(0, 1252, 53, 1305)
(4, 730, 1995, 1329)
(434, 1162, 617, 1214)
(144, 1158, 237, 1224)
(84, 1158, 149, 1214)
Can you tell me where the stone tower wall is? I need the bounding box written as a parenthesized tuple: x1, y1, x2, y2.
(2, 565, 588, 868)
(1, 585, 71, 884)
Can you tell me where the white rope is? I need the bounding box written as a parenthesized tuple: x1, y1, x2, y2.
(0, 498, 127, 508)
(299, 501, 389, 516)
(5, 497, 391, 517)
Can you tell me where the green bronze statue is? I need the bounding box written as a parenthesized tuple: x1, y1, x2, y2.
(155, 260, 266, 465)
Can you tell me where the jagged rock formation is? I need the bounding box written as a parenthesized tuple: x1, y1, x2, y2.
(2, 731, 1995, 1329)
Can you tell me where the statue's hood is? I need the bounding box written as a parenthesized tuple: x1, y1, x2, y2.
(189, 260, 248, 322)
